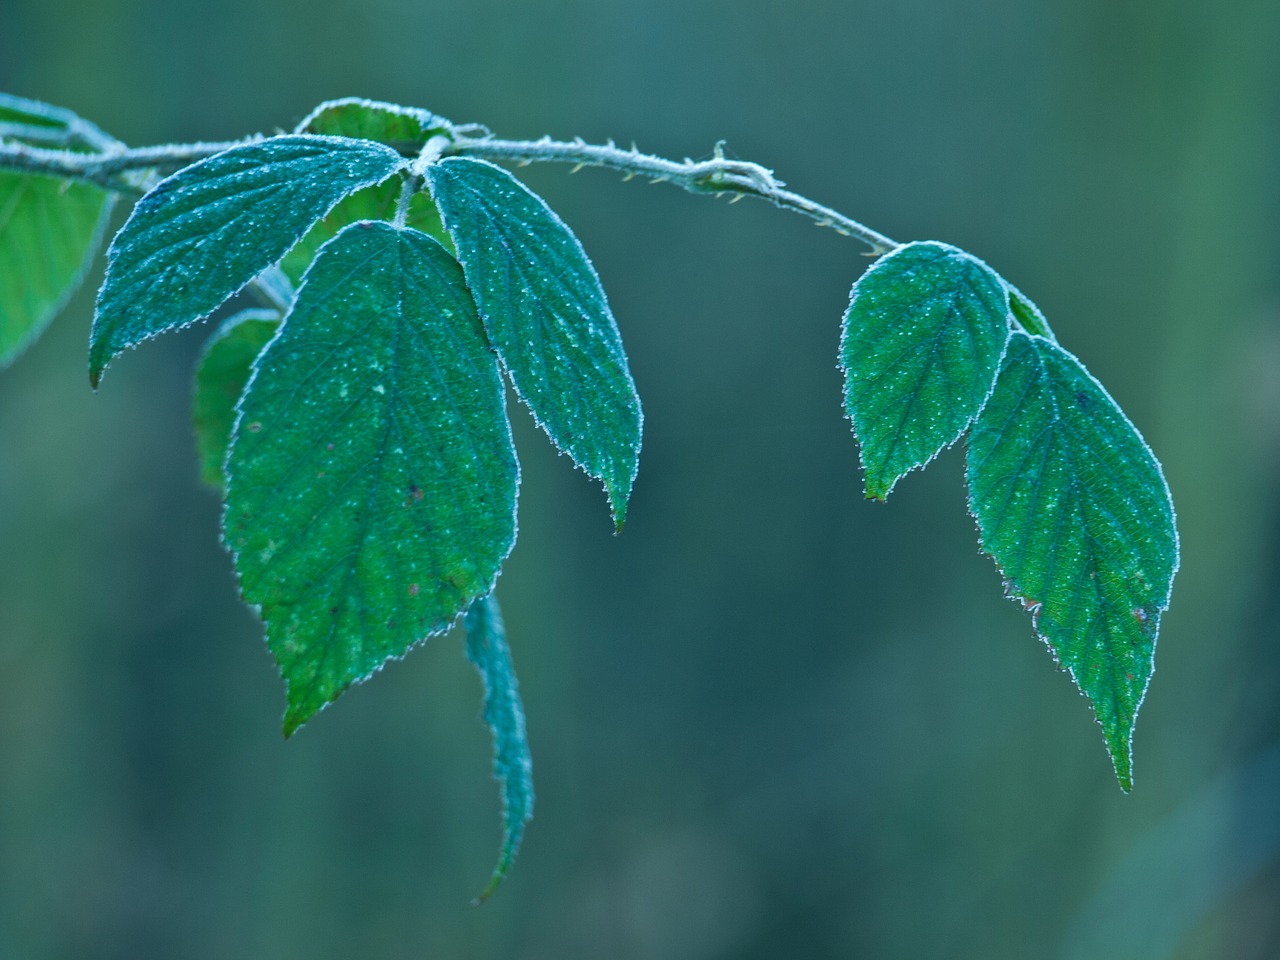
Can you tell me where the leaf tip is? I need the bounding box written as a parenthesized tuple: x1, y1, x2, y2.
(281, 705, 310, 739)
(1106, 730, 1136, 793)
(606, 480, 633, 533)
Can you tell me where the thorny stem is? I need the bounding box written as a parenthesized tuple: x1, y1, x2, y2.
(442, 135, 899, 254)
(0, 137, 262, 193)
(0, 129, 899, 255)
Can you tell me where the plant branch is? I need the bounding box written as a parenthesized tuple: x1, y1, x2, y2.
(0, 129, 899, 255)
(445, 135, 899, 254)
(0, 137, 262, 192)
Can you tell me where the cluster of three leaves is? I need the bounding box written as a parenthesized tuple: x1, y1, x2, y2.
(93, 133, 641, 731)
(842, 242, 1178, 790)
(91, 128, 643, 886)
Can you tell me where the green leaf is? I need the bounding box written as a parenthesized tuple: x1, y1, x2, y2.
(1006, 281, 1056, 341)
(0, 92, 113, 147)
(191, 308, 281, 492)
(90, 135, 406, 386)
(0, 170, 114, 365)
(279, 184, 449, 285)
(426, 157, 642, 527)
(464, 592, 534, 901)
(966, 332, 1178, 790)
(295, 97, 451, 156)
(840, 241, 1012, 499)
(225, 221, 518, 734)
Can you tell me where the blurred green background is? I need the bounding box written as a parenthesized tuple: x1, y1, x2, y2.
(2, 0, 1279, 956)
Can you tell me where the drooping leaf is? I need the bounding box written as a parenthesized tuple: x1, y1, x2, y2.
(426, 157, 642, 527)
(226, 221, 518, 734)
(0, 170, 114, 365)
(295, 97, 451, 156)
(841, 241, 1011, 499)
(90, 135, 406, 385)
(966, 332, 1178, 790)
(464, 592, 534, 901)
(279, 184, 449, 285)
(191, 308, 281, 491)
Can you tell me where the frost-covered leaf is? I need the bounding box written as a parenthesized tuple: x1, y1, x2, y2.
(191, 308, 280, 491)
(295, 97, 451, 156)
(464, 592, 534, 900)
(841, 241, 1011, 499)
(0, 170, 114, 365)
(226, 221, 518, 734)
(966, 332, 1178, 790)
(90, 135, 406, 385)
(426, 157, 642, 527)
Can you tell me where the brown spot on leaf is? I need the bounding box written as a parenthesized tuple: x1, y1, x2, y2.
(408, 583, 419, 596)
(247, 421, 262, 433)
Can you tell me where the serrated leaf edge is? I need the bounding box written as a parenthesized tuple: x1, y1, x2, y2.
(840, 240, 1013, 500)
(89, 134, 407, 386)
(220, 220, 521, 736)
(426, 157, 643, 529)
(963, 332, 1180, 790)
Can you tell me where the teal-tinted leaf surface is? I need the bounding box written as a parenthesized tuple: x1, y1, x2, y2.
(464, 592, 534, 900)
(0, 170, 113, 365)
(841, 241, 1011, 499)
(295, 97, 451, 156)
(426, 157, 642, 526)
(90, 135, 406, 385)
(966, 332, 1178, 790)
(192, 308, 281, 491)
(226, 221, 518, 734)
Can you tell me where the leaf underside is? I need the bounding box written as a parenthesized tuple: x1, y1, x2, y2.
(841, 240, 1011, 499)
(90, 134, 406, 385)
(426, 156, 642, 527)
(295, 97, 451, 156)
(280, 182, 448, 285)
(0, 170, 114, 365)
(225, 221, 518, 734)
(966, 332, 1178, 790)
(464, 593, 534, 901)
(191, 308, 281, 491)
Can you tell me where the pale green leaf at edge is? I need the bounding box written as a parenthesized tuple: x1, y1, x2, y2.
(294, 96, 452, 155)
(280, 185, 449, 285)
(966, 332, 1178, 791)
(0, 91, 115, 146)
(90, 135, 407, 386)
(1006, 281, 1056, 341)
(191, 309, 281, 491)
(225, 220, 518, 735)
(841, 241, 1012, 500)
(0, 170, 114, 365)
(425, 157, 642, 529)
(464, 592, 534, 901)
